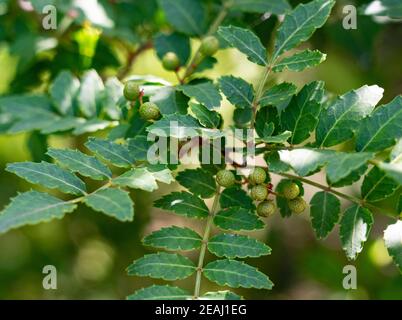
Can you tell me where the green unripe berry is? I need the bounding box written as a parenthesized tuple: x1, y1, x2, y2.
(123, 81, 140, 101)
(250, 185, 268, 201)
(200, 36, 220, 56)
(139, 102, 160, 121)
(216, 170, 236, 188)
(249, 168, 267, 185)
(283, 182, 300, 200)
(162, 52, 180, 71)
(288, 197, 307, 214)
(257, 200, 276, 217)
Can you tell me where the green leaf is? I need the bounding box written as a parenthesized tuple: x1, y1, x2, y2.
(147, 114, 201, 139)
(0, 191, 76, 234)
(47, 148, 112, 180)
(158, 0, 206, 36)
(49, 71, 80, 115)
(316, 85, 384, 147)
(40, 117, 85, 135)
(281, 81, 324, 144)
(102, 77, 123, 120)
(361, 167, 399, 202)
(230, 0, 291, 14)
(278, 148, 373, 185)
(72, 119, 112, 136)
(114, 167, 173, 192)
(203, 259, 273, 289)
(220, 187, 255, 210)
(84, 188, 134, 222)
(127, 136, 152, 161)
(150, 87, 189, 116)
(176, 168, 216, 198)
(384, 220, 402, 273)
(340, 204, 373, 260)
(260, 83, 297, 107)
(6, 162, 86, 195)
(154, 191, 209, 219)
(154, 32, 191, 65)
(201, 291, 242, 300)
(273, 0, 335, 59)
(362, 0, 402, 19)
(178, 82, 222, 110)
(208, 234, 271, 259)
(85, 137, 133, 168)
(218, 26, 268, 66)
(190, 103, 221, 129)
(214, 207, 264, 231)
(273, 50, 326, 73)
(77, 69, 104, 118)
(310, 192, 340, 239)
(127, 252, 196, 280)
(355, 96, 402, 152)
(127, 285, 191, 300)
(379, 162, 402, 185)
(143, 226, 202, 251)
(218, 76, 254, 109)
(258, 131, 292, 144)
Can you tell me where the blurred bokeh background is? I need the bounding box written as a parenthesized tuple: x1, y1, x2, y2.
(0, 0, 401, 299)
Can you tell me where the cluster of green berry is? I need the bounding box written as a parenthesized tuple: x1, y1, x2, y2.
(123, 81, 160, 121)
(248, 168, 276, 218)
(161, 36, 220, 71)
(215, 167, 308, 217)
(281, 181, 307, 214)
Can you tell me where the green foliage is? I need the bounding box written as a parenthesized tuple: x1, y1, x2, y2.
(1, 0, 402, 301)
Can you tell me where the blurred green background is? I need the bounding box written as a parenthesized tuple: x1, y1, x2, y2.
(0, 0, 401, 299)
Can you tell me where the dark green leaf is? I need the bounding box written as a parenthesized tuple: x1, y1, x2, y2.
(220, 187, 255, 210)
(203, 259, 273, 289)
(143, 226, 202, 251)
(208, 234, 271, 258)
(0, 191, 76, 234)
(84, 188, 134, 222)
(85, 137, 133, 168)
(127, 285, 191, 300)
(154, 191, 209, 219)
(214, 207, 264, 231)
(260, 83, 297, 107)
(6, 162, 86, 195)
(310, 191, 340, 239)
(47, 148, 112, 180)
(273, 50, 326, 73)
(178, 82, 222, 110)
(127, 252, 196, 280)
(176, 168, 216, 198)
(218, 76, 254, 109)
(218, 26, 268, 66)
